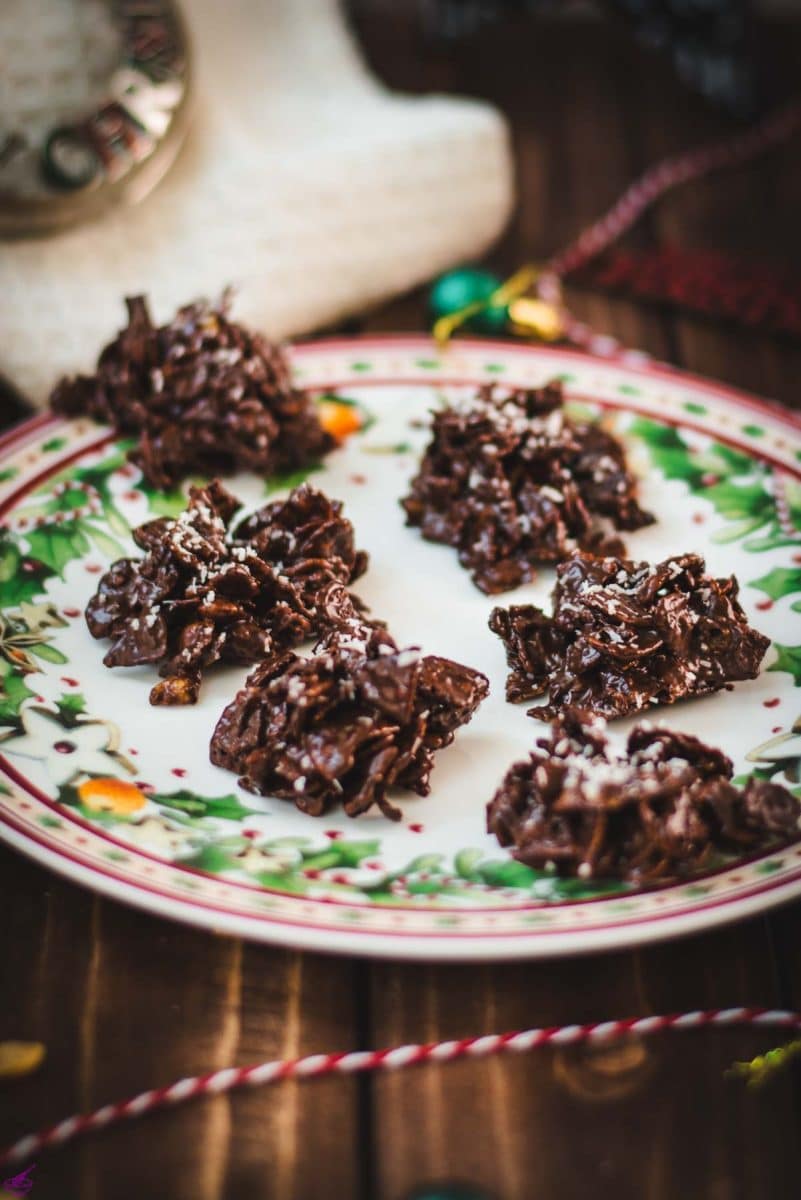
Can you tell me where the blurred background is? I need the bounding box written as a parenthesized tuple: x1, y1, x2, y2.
(1, 0, 800, 409)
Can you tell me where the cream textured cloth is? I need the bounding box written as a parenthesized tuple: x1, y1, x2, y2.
(1, 0, 514, 406)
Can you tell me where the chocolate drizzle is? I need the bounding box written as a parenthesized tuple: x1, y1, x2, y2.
(402, 381, 653, 594)
(210, 620, 489, 821)
(487, 709, 801, 883)
(490, 551, 770, 720)
(85, 481, 367, 705)
(51, 295, 333, 489)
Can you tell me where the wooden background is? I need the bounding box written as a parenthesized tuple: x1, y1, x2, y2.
(2, 8, 801, 1199)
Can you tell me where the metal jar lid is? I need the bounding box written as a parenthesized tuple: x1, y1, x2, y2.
(0, 0, 191, 236)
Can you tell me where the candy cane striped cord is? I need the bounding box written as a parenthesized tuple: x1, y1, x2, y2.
(546, 96, 801, 282)
(2, 1007, 799, 1170)
(536, 94, 801, 365)
(435, 94, 801, 363)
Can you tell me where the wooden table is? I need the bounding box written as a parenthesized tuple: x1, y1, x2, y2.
(3, 11, 801, 1199)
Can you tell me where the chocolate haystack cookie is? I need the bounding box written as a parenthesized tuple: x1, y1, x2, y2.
(490, 551, 769, 720)
(210, 619, 489, 820)
(85, 480, 367, 705)
(51, 295, 333, 489)
(487, 710, 801, 883)
(401, 381, 653, 594)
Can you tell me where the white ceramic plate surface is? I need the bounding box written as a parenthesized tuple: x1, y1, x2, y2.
(1, 336, 799, 959)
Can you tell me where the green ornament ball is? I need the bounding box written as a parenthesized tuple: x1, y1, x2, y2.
(429, 267, 508, 334)
(405, 1184, 491, 1200)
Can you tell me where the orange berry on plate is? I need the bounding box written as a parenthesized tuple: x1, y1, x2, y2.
(318, 399, 362, 441)
(78, 777, 147, 815)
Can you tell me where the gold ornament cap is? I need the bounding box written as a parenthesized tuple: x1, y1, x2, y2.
(507, 297, 565, 341)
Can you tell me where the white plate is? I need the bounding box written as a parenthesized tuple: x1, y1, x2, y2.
(1, 335, 800, 959)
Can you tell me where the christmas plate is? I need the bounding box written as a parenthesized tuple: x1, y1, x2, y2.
(1, 335, 800, 960)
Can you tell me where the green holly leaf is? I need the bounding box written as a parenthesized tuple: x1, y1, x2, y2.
(25, 522, 91, 577)
(750, 568, 801, 602)
(628, 419, 705, 487)
(454, 847, 484, 879)
(87, 525, 126, 560)
(704, 479, 774, 523)
(0, 539, 22, 598)
(136, 479, 189, 519)
(712, 516, 773, 544)
(152, 788, 258, 821)
(540, 875, 623, 901)
(769, 644, 801, 687)
(183, 844, 240, 874)
(404, 878, 449, 895)
(0, 659, 35, 725)
(334, 839, 382, 867)
(743, 530, 801, 553)
(403, 853, 444, 874)
(255, 871, 309, 894)
(477, 859, 539, 889)
(56, 693, 87, 725)
(0, 538, 55, 607)
(28, 642, 68, 665)
(707, 443, 757, 475)
(299, 849, 344, 871)
(785, 479, 801, 533)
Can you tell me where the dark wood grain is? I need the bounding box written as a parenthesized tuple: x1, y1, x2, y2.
(0, 849, 362, 1200)
(2, 10, 801, 1200)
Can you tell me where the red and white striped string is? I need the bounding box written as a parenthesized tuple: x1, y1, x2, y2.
(531, 94, 801, 365)
(2, 1006, 799, 1171)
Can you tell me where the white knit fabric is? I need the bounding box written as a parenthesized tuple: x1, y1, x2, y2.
(0, 0, 514, 406)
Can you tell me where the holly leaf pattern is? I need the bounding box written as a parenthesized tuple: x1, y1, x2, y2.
(769, 644, 801, 687)
(28, 642, 68, 665)
(25, 523, 91, 577)
(628, 419, 706, 487)
(135, 475, 190, 518)
(629, 417, 801, 552)
(0, 658, 35, 725)
(56, 693, 87, 726)
(0, 538, 55, 607)
(151, 789, 260, 822)
(750, 568, 801, 602)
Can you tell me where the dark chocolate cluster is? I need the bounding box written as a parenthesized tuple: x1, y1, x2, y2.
(51, 295, 333, 489)
(490, 551, 769, 720)
(85, 481, 367, 705)
(401, 381, 653, 594)
(210, 619, 489, 820)
(487, 709, 801, 883)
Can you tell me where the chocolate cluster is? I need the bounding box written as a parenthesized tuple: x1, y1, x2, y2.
(85, 481, 367, 705)
(402, 381, 653, 594)
(210, 619, 489, 820)
(487, 710, 801, 883)
(51, 295, 333, 489)
(490, 551, 769, 720)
